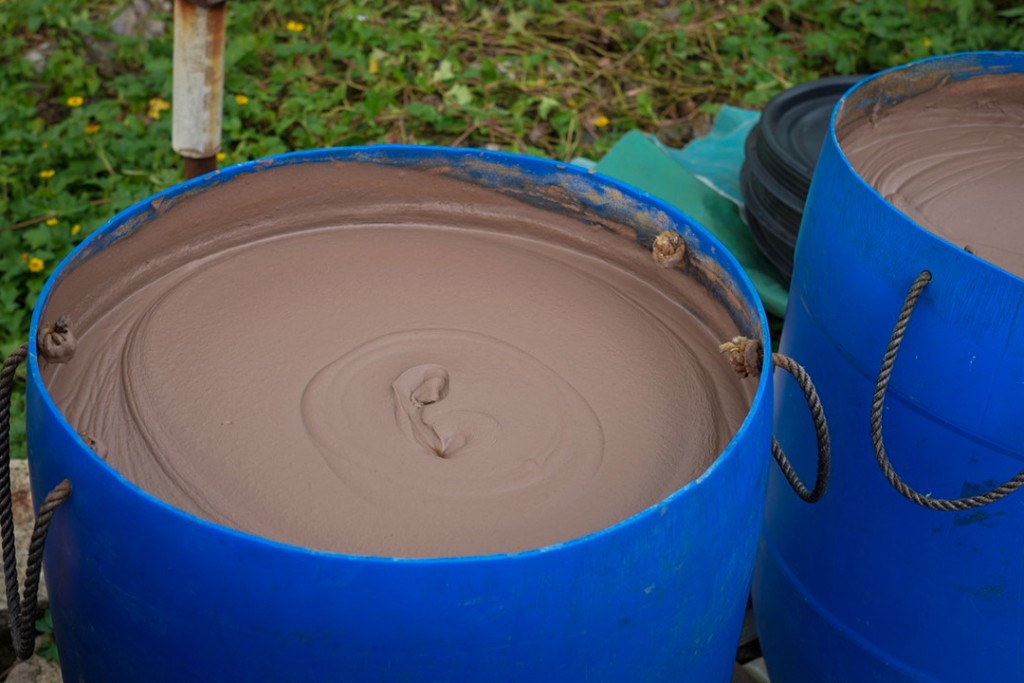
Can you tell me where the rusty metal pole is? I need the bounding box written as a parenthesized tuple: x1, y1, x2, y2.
(172, 0, 227, 180)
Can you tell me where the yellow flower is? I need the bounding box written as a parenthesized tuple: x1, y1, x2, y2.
(369, 56, 380, 75)
(923, 37, 933, 48)
(66, 96, 84, 108)
(46, 218, 58, 226)
(85, 123, 101, 134)
(216, 152, 226, 162)
(148, 97, 172, 120)
(593, 115, 610, 128)
(39, 169, 55, 179)
(28, 257, 44, 273)
(71, 224, 82, 236)
(235, 94, 250, 106)
(286, 20, 305, 32)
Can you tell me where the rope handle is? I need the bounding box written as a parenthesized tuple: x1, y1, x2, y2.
(721, 338, 832, 503)
(771, 354, 832, 503)
(872, 271, 1024, 510)
(0, 342, 71, 661)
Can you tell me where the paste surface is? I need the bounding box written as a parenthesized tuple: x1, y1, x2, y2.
(43, 162, 752, 557)
(841, 74, 1024, 278)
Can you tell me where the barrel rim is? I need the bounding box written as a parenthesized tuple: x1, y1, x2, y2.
(830, 50, 1024, 285)
(28, 144, 772, 563)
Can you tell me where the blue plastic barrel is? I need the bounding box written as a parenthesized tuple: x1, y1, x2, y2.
(756, 53, 1024, 682)
(27, 146, 773, 682)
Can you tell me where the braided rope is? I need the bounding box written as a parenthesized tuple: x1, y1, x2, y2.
(771, 354, 832, 503)
(720, 337, 831, 503)
(871, 271, 1024, 510)
(0, 344, 71, 660)
(0, 346, 27, 657)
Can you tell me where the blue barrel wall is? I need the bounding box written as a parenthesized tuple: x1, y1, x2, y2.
(756, 53, 1024, 682)
(27, 146, 773, 682)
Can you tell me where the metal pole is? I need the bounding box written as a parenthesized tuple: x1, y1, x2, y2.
(172, 0, 227, 180)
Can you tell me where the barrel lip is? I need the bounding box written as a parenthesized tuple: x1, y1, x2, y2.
(29, 144, 771, 564)
(829, 50, 1024, 285)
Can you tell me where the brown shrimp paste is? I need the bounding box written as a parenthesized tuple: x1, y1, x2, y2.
(42, 162, 752, 557)
(840, 74, 1024, 278)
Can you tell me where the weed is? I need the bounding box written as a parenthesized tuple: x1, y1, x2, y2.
(35, 607, 58, 663)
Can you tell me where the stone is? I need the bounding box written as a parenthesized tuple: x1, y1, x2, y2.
(742, 657, 772, 683)
(111, 0, 171, 39)
(22, 42, 54, 76)
(6, 652, 62, 683)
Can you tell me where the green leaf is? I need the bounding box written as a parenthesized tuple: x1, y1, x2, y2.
(446, 83, 473, 106)
(22, 226, 51, 250)
(431, 59, 455, 83)
(407, 102, 441, 122)
(37, 640, 59, 663)
(36, 608, 54, 634)
(537, 96, 559, 120)
(507, 10, 533, 34)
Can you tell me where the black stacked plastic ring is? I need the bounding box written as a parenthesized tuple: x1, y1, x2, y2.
(741, 75, 865, 281)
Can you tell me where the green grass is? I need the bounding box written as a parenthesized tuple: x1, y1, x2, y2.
(1, 0, 1021, 458)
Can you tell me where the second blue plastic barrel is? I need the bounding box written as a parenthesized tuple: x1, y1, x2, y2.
(756, 52, 1024, 682)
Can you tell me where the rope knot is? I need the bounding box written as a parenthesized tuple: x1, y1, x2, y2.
(79, 431, 107, 459)
(719, 336, 764, 378)
(37, 315, 76, 365)
(652, 230, 686, 268)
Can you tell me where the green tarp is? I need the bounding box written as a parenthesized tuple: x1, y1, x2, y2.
(586, 116, 788, 318)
